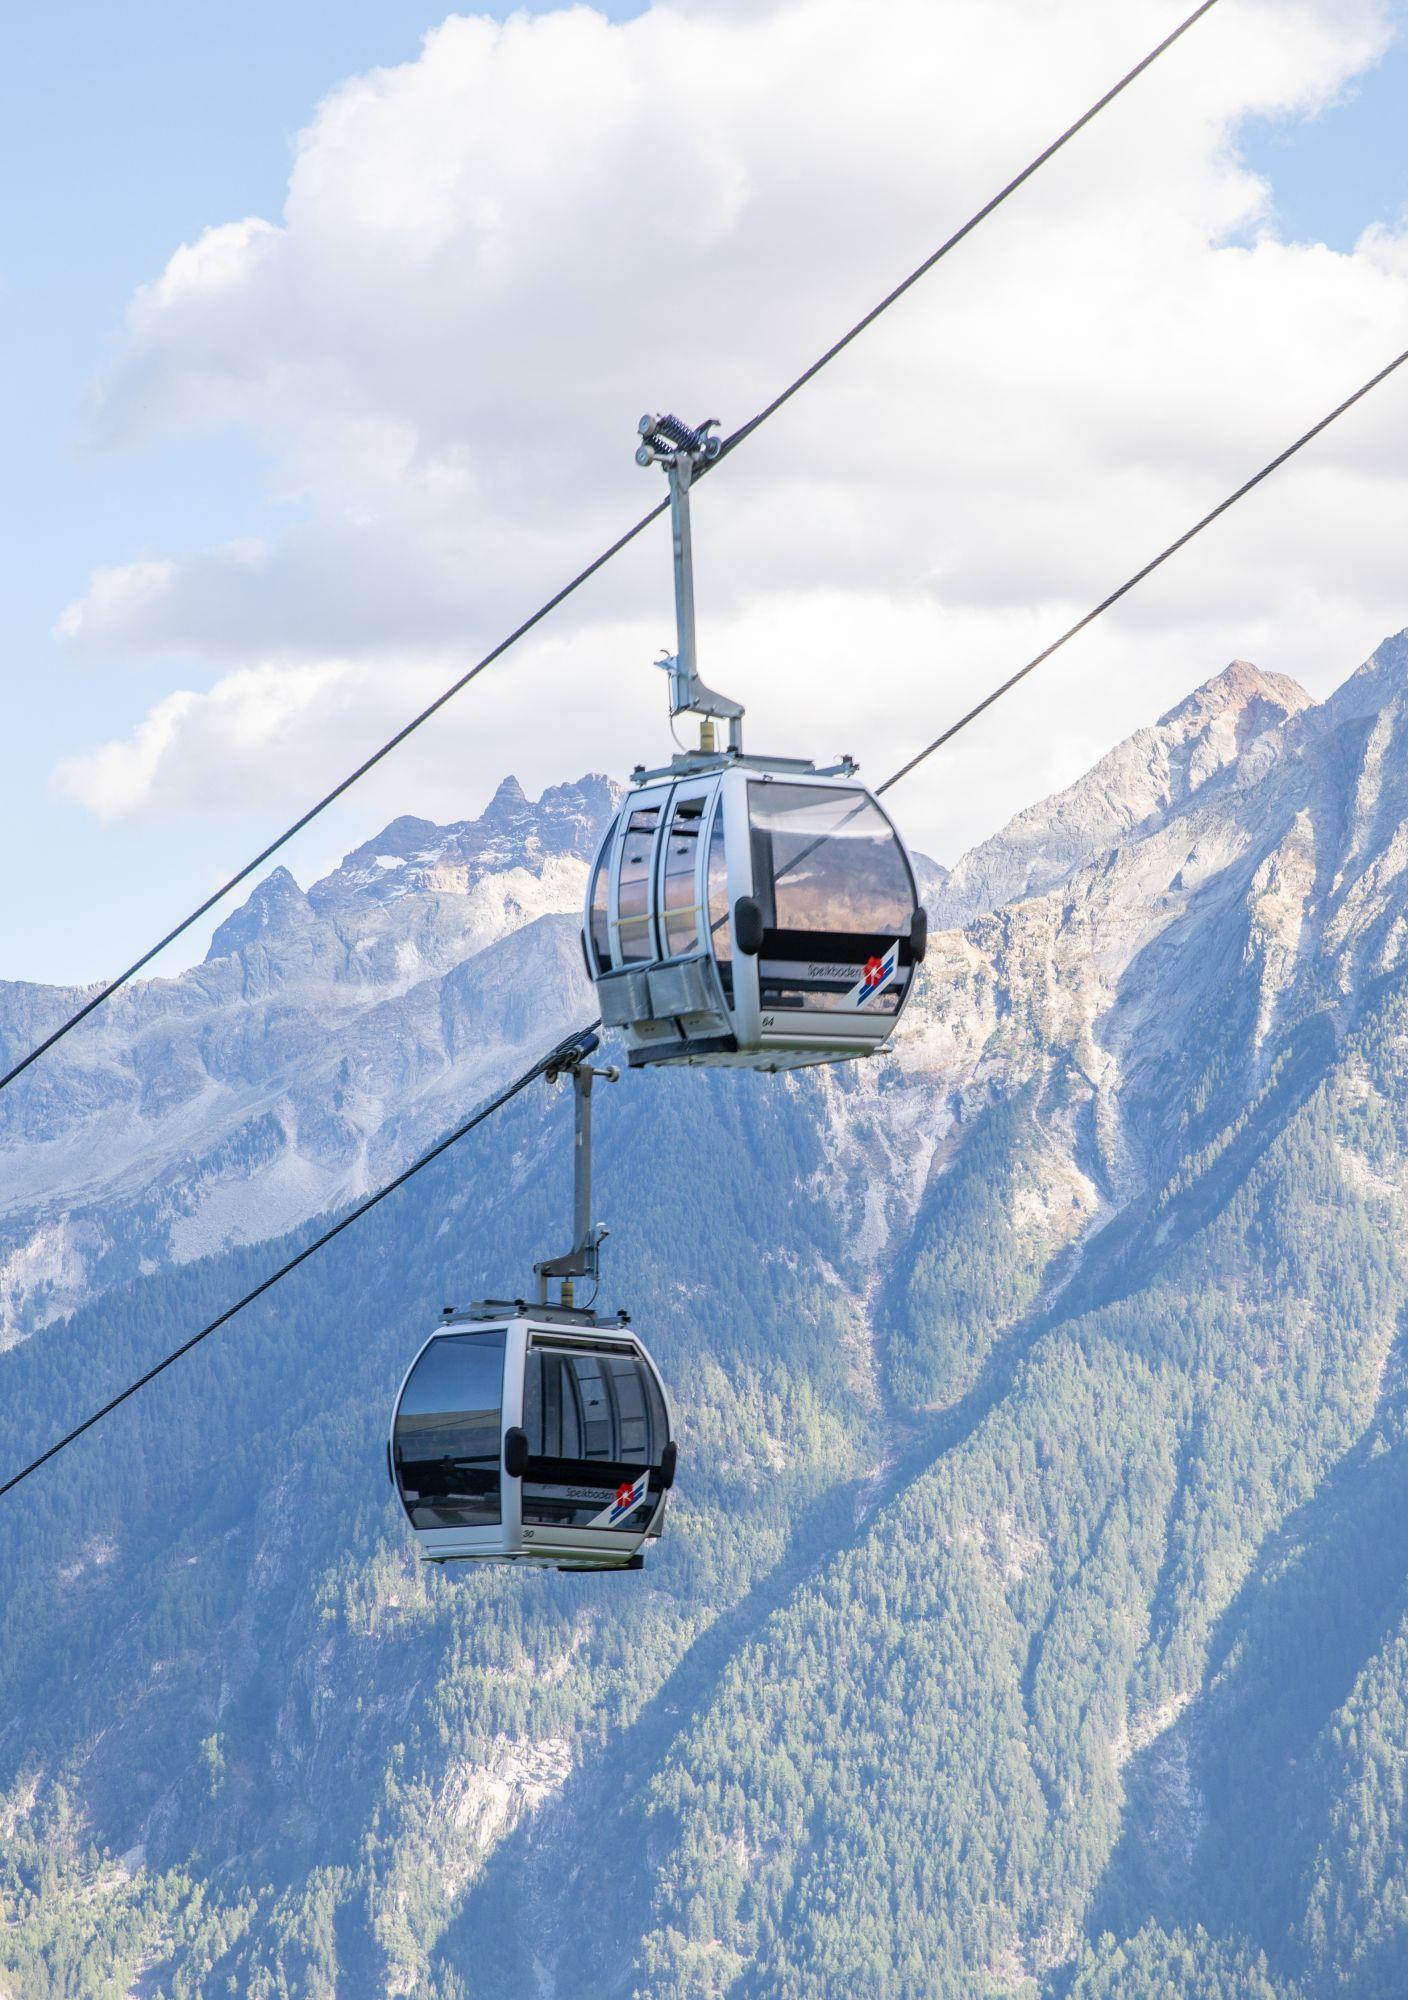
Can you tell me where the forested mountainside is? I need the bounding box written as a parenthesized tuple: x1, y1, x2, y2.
(6, 633, 1408, 1997)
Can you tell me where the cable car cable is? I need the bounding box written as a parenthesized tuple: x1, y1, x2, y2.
(0, 0, 1220, 1101)
(875, 342, 1408, 797)
(0, 506, 666, 1097)
(715, 0, 1220, 463)
(0, 1020, 600, 1503)
(759, 343, 1408, 902)
(5, 335, 1406, 1502)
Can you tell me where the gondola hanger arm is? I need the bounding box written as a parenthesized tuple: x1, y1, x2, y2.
(637, 413, 745, 752)
(535, 1036, 620, 1307)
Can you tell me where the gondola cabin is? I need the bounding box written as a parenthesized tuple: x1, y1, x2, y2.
(390, 1308, 675, 1570)
(584, 753, 926, 1071)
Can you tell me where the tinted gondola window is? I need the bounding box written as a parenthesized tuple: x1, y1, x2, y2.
(748, 783, 914, 935)
(394, 1330, 505, 1530)
(617, 806, 661, 963)
(662, 796, 706, 958)
(522, 1344, 668, 1530)
(588, 840, 613, 970)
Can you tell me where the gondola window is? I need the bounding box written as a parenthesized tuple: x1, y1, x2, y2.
(392, 1330, 506, 1531)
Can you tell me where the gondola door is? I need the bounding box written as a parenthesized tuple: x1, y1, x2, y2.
(518, 1333, 671, 1565)
(709, 767, 758, 1051)
(603, 782, 676, 1063)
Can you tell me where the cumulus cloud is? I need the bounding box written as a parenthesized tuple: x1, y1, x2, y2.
(55, 0, 1408, 862)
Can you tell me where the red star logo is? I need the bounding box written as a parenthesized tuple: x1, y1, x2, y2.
(615, 1481, 637, 1510)
(863, 955, 885, 988)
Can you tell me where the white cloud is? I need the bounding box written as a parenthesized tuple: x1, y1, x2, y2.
(56, 0, 1408, 864)
(56, 558, 177, 642)
(56, 658, 355, 822)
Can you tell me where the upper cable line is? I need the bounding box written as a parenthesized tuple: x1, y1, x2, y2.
(4, 332, 1406, 1504)
(0, 0, 1221, 1099)
(875, 342, 1408, 798)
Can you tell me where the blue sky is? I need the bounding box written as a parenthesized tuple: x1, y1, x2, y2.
(0, 0, 637, 984)
(2, 1, 1406, 985)
(1241, 27, 1408, 244)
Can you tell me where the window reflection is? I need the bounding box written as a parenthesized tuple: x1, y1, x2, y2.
(522, 1346, 664, 1465)
(394, 1331, 505, 1530)
(748, 783, 914, 935)
(616, 806, 660, 963)
(589, 844, 612, 969)
(521, 1344, 667, 1531)
(707, 807, 733, 999)
(662, 796, 705, 958)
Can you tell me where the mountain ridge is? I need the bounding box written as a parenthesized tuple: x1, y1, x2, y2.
(0, 645, 1367, 1347)
(6, 631, 1408, 1996)
(930, 656, 1313, 928)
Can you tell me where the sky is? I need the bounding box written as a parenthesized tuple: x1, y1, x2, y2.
(2, 0, 1407, 986)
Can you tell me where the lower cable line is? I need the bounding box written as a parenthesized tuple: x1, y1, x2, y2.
(0, 1020, 599, 1503)
(3, 340, 1406, 1502)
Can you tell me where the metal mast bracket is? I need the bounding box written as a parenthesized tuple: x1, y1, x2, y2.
(534, 1032, 620, 1308)
(636, 412, 744, 753)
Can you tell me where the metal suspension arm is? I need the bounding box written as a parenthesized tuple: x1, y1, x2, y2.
(636, 413, 744, 751)
(534, 1034, 619, 1306)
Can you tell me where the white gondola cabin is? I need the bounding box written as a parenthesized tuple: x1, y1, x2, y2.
(584, 753, 925, 1070)
(592, 412, 928, 1070)
(391, 1308, 675, 1570)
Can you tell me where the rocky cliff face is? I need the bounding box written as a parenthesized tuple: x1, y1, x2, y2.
(7, 634, 1408, 1998)
(838, 633, 1408, 1328)
(931, 658, 1313, 927)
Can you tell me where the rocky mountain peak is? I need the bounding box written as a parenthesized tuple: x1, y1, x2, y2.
(1167, 655, 1311, 729)
(301, 773, 619, 922)
(193, 777, 620, 1000)
(206, 866, 314, 960)
(1158, 657, 1311, 781)
(1315, 623, 1408, 727)
(486, 774, 528, 810)
(932, 653, 1312, 927)
(1201, 656, 1302, 703)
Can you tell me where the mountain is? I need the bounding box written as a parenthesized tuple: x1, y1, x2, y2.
(929, 657, 1311, 927)
(6, 634, 1408, 1996)
(0, 774, 617, 1345)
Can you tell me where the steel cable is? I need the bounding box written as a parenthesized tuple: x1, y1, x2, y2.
(0, 1020, 601, 1501)
(0, 0, 1220, 1097)
(4, 335, 1406, 1500)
